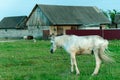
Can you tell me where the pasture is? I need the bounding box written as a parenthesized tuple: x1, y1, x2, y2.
(0, 40, 120, 80)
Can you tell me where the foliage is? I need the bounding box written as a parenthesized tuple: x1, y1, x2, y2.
(0, 40, 120, 80)
(106, 9, 120, 24)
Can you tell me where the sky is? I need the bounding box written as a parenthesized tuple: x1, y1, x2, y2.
(0, 0, 120, 20)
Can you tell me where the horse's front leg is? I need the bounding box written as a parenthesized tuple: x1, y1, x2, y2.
(70, 53, 80, 75)
(71, 57, 74, 73)
(92, 49, 102, 76)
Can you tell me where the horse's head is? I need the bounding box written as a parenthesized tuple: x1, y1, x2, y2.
(50, 35, 64, 54)
(50, 38, 57, 54)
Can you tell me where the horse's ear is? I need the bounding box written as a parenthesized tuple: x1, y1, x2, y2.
(50, 33, 55, 40)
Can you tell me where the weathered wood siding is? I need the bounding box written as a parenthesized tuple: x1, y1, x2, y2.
(26, 7, 51, 26)
(28, 26, 49, 38)
(26, 7, 50, 38)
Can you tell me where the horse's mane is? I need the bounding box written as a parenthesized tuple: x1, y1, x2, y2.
(54, 35, 72, 46)
(55, 35, 72, 41)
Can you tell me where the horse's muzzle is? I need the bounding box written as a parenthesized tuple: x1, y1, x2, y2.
(50, 49, 54, 54)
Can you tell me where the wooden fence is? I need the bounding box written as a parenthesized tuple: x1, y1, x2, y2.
(66, 29, 120, 40)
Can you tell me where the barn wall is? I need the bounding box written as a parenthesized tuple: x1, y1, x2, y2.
(50, 26, 57, 35)
(28, 26, 49, 38)
(27, 7, 51, 38)
(26, 7, 51, 26)
(50, 26, 74, 35)
(0, 29, 29, 39)
(63, 26, 71, 34)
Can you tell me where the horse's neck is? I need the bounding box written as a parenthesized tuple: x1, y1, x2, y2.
(56, 39, 64, 47)
(56, 36, 69, 47)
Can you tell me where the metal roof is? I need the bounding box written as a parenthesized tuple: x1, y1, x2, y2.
(38, 4, 110, 25)
(27, 4, 110, 26)
(0, 16, 27, 29)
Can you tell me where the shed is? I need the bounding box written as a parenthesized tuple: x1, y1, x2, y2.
(114, 14, 120, 28)
(26, 4, 110, 38)
(0, 16, 27, 29)
(0, 16, 29, 39)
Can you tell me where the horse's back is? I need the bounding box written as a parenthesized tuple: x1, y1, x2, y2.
(68, 35, 108, 48)
(55, 35, 108, 48)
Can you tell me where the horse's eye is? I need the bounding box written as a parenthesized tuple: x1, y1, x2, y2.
(51, 42, 53, 45)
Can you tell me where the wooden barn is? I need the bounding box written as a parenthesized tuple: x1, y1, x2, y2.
(0, 16, 28, 39)
(26, 4, 110, 39)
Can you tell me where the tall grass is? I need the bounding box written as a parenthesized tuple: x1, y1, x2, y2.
(0, 40, 120, 80)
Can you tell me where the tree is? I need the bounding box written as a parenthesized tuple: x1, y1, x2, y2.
(108, 9, 120, 25)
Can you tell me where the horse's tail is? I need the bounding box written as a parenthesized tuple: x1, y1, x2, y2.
(99, 40, 115, 63)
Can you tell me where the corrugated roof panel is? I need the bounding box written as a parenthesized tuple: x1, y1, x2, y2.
(0, 16, 27, 29)
(36, 4, 110, 25)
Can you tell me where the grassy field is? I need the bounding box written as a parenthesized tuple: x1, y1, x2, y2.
(0, 40, 120, 80)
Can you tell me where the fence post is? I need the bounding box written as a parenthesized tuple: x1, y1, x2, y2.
(100, 25, 104, 38)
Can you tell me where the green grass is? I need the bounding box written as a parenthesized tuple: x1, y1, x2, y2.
(0, 40, 120, 80)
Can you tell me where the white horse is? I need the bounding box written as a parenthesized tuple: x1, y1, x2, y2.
(50, 35, 113, 75)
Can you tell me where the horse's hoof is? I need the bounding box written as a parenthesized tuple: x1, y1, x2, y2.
(76, 72, 80, 75)
(92, 73, 98, 76)
(71, 70, 74, 73)
(70, 71, 73, 74)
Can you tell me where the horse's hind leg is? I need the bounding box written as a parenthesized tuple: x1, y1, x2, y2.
(71, 57, 74, 73)
(70, 53, 80, 75)
(92, 49, 102, 76)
